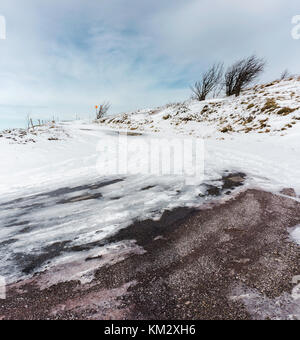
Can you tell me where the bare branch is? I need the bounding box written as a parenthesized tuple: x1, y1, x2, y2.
(191, 63, 224, 101)
(97, 102, 111, 119)
(225, 55, 265, 97)
(280, 69, 290, 80)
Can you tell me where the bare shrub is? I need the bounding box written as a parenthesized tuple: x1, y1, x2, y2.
(191, 63, 223, 101)
(97, 102, 111, 119)
(225, 55, 265, 97)
(280, 69, 290, 80)
(280, 69, 297, 81)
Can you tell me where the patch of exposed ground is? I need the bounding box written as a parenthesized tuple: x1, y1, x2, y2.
(0, 189, 299, 320)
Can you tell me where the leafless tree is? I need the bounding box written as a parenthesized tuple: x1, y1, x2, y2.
(191, 63, 224, 101)
(97, 102, 111, 119)
(225, 55, 265, 97)
(280, 69, 290, 80)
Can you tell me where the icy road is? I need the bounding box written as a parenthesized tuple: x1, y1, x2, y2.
(0, 122, 300, 285)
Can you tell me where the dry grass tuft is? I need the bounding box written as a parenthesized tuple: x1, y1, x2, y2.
(261, 98, 279, 113)
(277, 107, 298, 116)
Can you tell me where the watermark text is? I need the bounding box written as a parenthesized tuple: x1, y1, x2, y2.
(96, 134, 204, 185)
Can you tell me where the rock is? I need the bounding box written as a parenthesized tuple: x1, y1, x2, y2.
(280, 188, 297, 198)
(227, 176, 245, 183)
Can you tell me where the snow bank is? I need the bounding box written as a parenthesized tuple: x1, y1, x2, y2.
(98, 78, 300, 138)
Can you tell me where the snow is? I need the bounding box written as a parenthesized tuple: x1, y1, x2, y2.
(0, 123, 208, 283)
(1, 78, 300, 284)
(98, 77, 300, 194)
(98, 78, 300, 138)
(290, 226, 300, 245)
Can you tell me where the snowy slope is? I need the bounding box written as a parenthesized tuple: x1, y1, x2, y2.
(96, 77, 300, 194)
(97, 77, 300, 138)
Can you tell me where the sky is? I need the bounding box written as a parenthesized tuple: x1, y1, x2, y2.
(0, 0, 299, 129)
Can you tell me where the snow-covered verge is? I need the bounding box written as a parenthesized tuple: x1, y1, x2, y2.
(97, 77, 300, 138)
(0, 123, 69, 145)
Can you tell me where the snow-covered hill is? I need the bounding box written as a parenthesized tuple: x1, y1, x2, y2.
(97, 77, 300, 138)
(1, 78, 300, 285)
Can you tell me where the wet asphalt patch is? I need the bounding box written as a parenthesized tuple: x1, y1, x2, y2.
(0, 178, 124, 208)
(104, 172, 247, 250)
(58, 192, 103, 204)
(14, 241, 71, 275)
(203, 172, 246, 197)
